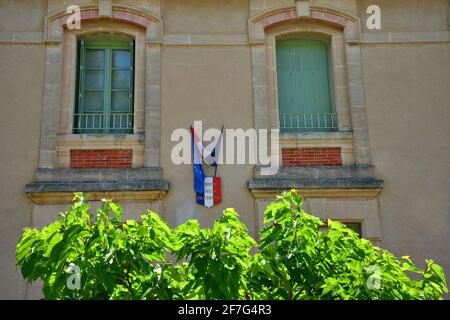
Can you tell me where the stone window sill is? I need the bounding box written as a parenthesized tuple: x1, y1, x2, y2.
(25, 167, 169, 205)
(249, 165, 384, 199)
(279, 131, 353, 140)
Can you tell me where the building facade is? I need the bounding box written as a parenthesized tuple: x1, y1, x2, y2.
(0, 0, 449, 299)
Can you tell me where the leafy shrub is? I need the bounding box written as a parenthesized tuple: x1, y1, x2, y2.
(16, 191, 448, 300)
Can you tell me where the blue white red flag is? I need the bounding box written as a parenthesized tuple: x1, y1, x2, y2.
(191, 127, 205, 197)
(190, 126, 223, 207)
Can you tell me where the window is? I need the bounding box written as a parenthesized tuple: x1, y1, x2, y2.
(276, 39, 336, 133)
(74, 36, 134, 134)
(320, 221, 362, 237)
(345, 223, 362, 236)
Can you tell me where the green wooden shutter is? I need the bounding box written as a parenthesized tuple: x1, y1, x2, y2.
(277, 39, 334, 133)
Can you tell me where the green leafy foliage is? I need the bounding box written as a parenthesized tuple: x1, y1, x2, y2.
(174, 209, 256, 299)
(250, 191, 447, 300)
(16, 191, 448, 300)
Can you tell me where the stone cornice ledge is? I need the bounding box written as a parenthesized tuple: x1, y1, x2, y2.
(25, 181, 169, 205)
(248, 177, 383, 199)
(26, 180, 169, 193)
(26, 190, 168, 205)
(25, 168, 170, 204)
(33, 167, 163, 182)
(254, 165, 377, 179)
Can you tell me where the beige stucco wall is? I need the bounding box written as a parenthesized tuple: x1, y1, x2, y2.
(160, 45, 256, 236)
(358, 0, 450, 280)
(358, 0, 449, 32)
(0, 45, 46, 299)
(160, 1, 255, 236)
(164, 0, 249, 34)
(0, 0, 449, 299)
(362, 42, 450, 271)
(0, 0, 47, 32)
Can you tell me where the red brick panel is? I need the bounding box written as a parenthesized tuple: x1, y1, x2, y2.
(260, 10, 297, 29)
(59, 9, 99, 27)
(282, 147, 342, 167)
(70, 149, 132, 169)
(258, 9, 349, 31)
(112, 11, 152, 28)
(310, 11, 349, 29)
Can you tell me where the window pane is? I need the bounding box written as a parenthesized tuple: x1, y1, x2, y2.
(345, 223, 362, 236)
(85, 70, 104, 90)
(84, 91, 104, 112)
(112, 49, 131, 69)
(85, 49, 105, 68)
(111, 70, 130, 90)
(111, 92, 130, 112)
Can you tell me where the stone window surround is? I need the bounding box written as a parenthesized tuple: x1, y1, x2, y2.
(39, 4, 163, 170)
(59, 23, 146, 136)
(248, 4, 382, 244)
(57, 21, 147, 168)
(27, 4, 168, 205)
(249, 4, 372, 166)
(266, 25, 350, 133)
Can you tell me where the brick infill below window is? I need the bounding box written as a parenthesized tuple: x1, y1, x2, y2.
(70, 149, 132, 169)
(282, 147, 342, 167)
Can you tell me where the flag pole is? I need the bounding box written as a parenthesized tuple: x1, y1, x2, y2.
(214, 125, 224, 177)
(190, 125, 194, 165)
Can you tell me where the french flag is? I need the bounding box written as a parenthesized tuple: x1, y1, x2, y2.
(191, 127, 205, 197)
(191, 127, 222, 208)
